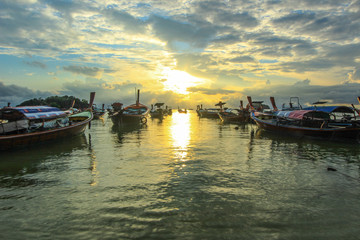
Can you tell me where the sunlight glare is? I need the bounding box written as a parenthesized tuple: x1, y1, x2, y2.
(170, 112, 191, 161)
(161, 68, 207, 94)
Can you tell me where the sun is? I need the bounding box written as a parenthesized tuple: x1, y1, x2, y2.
(161, 68, 208, 95)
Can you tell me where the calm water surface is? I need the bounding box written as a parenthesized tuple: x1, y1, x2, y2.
(1, 111, 360, 239)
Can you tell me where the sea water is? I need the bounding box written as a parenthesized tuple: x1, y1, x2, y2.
(1, 111, 360, 239)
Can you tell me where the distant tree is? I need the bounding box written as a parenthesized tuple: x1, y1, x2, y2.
(18, 95, 90, 109)
(19, 98, 45, 106)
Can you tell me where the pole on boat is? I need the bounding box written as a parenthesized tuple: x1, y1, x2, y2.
(71, 99, 75, 108)
(247, 96, 255, 111)
(89, 92, 96, 109)
(88, 92, 96, 129)
(240, 100, 244, 111)
(351, 104, 360, 116)
(270, 97, 278, 111)
(352, 96, 360, 116)
(136, 89, 140, 106)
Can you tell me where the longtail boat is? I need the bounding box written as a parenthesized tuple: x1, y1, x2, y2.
(150, 103, 166, 119)
(0, 92, 95, 151)
(247, 96, 273, 122)
(251, 108, 360, 142)
(178, 107, 187, 113)
(92, 104, 106, 119)
(110, 89, 149, 125)
(218, 100, 250, 123)
(198, 101, 226, 118)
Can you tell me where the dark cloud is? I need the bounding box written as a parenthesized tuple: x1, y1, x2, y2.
(241, 80, 360, 106)
(279, 58, 335, 73)
(272, 11, 316, 27)
(63, 65, 102, 77)
(188, 87, 237, 95)
(23, 61, 47, 69)
(149, 15, 217, 51)
(0, 81, 53, 106)
(271, 8, 360, 42)
(60, 78, 143, 105)
(229, 56, 256, 63)
(0, 1, 70, 52)
(103, 8, 147, 34)
(216, 12, 259, 28)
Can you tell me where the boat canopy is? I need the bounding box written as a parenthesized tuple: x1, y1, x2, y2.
(154, 103, 164, 107)
(276, 110, 330, 120)
(124, 103, 149, 110)
(0, 106, 67, 121)
(303, 106, 354, 113)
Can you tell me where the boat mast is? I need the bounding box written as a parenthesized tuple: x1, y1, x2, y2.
(270, 97, 278, 111)
(136, 89, 140, 106)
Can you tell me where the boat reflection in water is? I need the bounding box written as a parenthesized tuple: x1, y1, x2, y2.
(169, 112, 191, 162)
(0, 134, 89, 187)
(111, 122, 146, 144)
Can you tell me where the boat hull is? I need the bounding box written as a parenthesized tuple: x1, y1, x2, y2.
(218, 112, 249, 123)
(110, 113, 148, 126)
(199, 111, 218, 118)
(150, 111, 164, 119)
(251, 113, 360, 141)
(0, 112, 92, 151)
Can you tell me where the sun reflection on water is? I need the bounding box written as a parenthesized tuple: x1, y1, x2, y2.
(170, 112, 191, 161)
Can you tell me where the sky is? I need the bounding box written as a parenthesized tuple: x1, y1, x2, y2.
(1, 0, 360, 109)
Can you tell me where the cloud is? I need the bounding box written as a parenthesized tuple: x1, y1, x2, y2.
(149, 15, 217, 51)
(0, 81, 53, 106)
(103, 8, 147, 34)
(23, 60, 47, 69)
(347, 67, 360, 82)
(188, 87, 237, 95)
(63, 65, 103, 77)
(229, 56, 256, 63)
(60, 78, 144, 105)
(241, 79, 360, 106)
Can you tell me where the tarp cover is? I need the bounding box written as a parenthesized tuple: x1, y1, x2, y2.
(277, 110, 330, 120)
(303, 106, 354, 113)
(1, 106, 67, 120)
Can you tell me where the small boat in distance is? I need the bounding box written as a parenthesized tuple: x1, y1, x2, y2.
(110, 89, 150, 125)
(218, 100, 250, 123)
(247, 96, 273, 121)
(178, 107, 187, 113)
(92, 104, 106, 119)
(0, 92, 95, 151)
(150, 103, 166, 119)
(197, 101, 226, 118)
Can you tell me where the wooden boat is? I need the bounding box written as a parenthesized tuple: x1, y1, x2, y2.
(110, 89, 149, 125)
(251, 109, 360, 141)
(198, 101, 226, 118)
(166, 106, 172, 115)
(92, 104, 105, 119)
(0, 92, 95, 151)
(178, 107, 187, 113)
(303, 101, 360, 121)
(150, 103, 166, 119)
(218, 100, 250, 123)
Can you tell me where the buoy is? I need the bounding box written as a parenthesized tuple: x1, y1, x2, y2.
(327, 167, 337, 171)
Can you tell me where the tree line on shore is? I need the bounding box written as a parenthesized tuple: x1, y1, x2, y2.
(18, 95, 90, 110)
